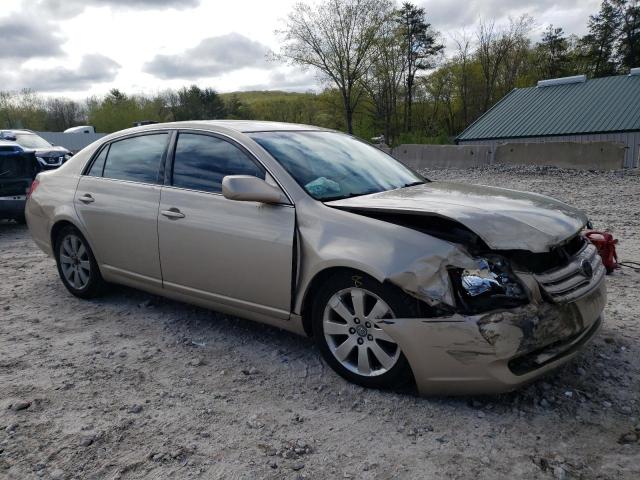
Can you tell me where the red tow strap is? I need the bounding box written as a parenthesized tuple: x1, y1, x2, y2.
(585, 230, 619, 274)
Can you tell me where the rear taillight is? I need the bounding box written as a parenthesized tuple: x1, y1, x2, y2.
(27, 179, 40, 199)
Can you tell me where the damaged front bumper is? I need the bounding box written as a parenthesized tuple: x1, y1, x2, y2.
(380, 272, 606, 396)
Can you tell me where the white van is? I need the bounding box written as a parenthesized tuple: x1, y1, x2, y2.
(64, 126, 96, 134)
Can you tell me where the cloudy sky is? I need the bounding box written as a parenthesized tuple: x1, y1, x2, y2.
(0, 0, 601, 98)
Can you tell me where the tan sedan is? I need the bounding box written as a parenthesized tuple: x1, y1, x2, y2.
(26, 121, 606, 395)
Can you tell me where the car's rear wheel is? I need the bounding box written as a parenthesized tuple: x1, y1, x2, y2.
(311, 271, 418, 389)
(54, 226, 105, 299)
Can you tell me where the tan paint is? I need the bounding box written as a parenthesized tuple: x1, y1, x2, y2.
(75, 176, 163, 281)
(381, 279, 606, 395)
(158, 186, 295, 316)
(25, 120, 607, 395)
(326, 181, 589, 253)
(221, 175, 288, 204)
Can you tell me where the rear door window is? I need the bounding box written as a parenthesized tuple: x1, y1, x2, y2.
(171, 133, 265, 193)
(102, 134, 168, 184)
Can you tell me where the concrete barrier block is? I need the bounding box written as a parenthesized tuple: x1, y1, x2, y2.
(495, 141, 625, 170)
(391, 144, 492, 169)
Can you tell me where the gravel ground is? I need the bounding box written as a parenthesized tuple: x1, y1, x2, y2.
(1, 166, 639, 480)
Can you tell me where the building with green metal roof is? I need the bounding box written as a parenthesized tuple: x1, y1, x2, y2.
(456, 71, 640, 168)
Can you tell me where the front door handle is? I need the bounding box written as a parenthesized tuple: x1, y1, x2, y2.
(161, 208, 185, 219)
(79, 193, 95, 204)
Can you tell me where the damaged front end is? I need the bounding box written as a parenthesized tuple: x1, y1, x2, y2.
(379, 236, 606, 395)
(309, 182, 607, 395)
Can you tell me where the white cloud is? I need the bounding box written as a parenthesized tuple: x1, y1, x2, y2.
(21, 55, 121, 92)
(144, 33, 273, 80)
(0, 0, 606, 97)
(0, 15, 64, 60)
(31, 0, 200, 17)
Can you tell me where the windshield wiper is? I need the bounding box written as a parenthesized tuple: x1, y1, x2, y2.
(321, 190, 379, 202)
(402, 181, 426, 188)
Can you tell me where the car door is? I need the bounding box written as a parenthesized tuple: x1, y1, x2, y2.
(74, 132, 170, 286)
(157, 131, 295, 319)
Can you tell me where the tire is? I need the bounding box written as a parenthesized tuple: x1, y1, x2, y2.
(14, 214, 26, 225)
(311, 271, 419, 390)
(54, 226, 105, 299)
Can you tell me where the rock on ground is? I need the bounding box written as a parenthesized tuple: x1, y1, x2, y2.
(0, 166, 639, 479)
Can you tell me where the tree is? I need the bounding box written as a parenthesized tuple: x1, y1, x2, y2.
(477, 16, 533, 112)
(536, 25, 571, 78)
(278, 0, 392, 133)
(617, 0, 640, 70)
(362, 14, 406, 144)
(452, 32, 473, 126)
(396, 2, 443, 132)
(581, 0, 624, 76)
(225, 94, 253, 119)
(167, 85, 226, 121)
(45, 98, 85, 131)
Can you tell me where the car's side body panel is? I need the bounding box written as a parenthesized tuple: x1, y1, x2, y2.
(158, 186, 295, 319)
(26, 168, 84, 256)
(74, 176, 163, 286)
(290, 195, 477, 315)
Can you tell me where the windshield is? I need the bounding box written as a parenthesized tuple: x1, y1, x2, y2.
(15, 133, 52, 149)
(249, 131, 425, 201)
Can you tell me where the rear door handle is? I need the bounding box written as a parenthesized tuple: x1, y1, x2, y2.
(161, 208, 185, 219)
(79, 194, 95, 204)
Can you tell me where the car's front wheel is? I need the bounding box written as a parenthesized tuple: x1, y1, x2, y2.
(312, 271, 418, 389)
(54, 226, 105, 299)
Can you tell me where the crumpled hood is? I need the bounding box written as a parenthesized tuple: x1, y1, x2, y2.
(325, 182, 588, 252)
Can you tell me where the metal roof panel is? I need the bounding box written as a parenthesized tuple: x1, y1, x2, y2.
(457, 74, 640, 141)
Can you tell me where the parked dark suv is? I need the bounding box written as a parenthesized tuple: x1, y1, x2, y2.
(0, 130, 71, 170)
(0, 140, 40, 223)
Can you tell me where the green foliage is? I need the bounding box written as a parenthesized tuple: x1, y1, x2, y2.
(396, 2, 444, 131)
(617, 0, 640, 70)
(581, 0, 624, 76)
(535, 25, 573, 78)
(86, 89, 164, 132)
(167, 85, 226, 121)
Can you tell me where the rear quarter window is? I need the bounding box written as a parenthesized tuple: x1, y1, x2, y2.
(87, 145, 108, 177)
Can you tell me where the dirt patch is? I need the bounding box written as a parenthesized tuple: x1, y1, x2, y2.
(1, 166, 639, 479)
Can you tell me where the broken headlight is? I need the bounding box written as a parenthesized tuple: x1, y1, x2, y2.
(450, 256, 529, 313)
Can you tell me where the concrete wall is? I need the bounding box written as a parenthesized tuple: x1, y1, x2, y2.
(387, 140, 628, 170)
(459, 131, 639, 168)
(390, 144, 492, 169)
(494, 141, 626, 170)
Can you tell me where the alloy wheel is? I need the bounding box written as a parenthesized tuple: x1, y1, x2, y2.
(59, 233, 91, 290)
(323, 287, 400, 377)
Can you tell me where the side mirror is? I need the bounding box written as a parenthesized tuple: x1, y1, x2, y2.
(222, 175, 287, 204)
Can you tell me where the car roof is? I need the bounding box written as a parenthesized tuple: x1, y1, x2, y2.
(119, 120, 331, 135)
(1, 129, 34, 134)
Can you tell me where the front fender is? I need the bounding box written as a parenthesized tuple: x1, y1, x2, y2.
(293, 200, 476, 314)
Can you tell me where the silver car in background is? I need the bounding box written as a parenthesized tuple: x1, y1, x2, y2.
(26, 121, 606, 395)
